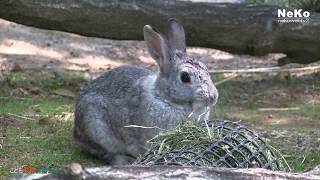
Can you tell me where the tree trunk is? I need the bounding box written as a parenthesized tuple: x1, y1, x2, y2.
(0, 0, 319, 65)
(12, 164, 320, 180)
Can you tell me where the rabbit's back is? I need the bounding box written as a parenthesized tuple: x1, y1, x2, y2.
(75, 66, 153, 131)
(79, 65, 152, 99)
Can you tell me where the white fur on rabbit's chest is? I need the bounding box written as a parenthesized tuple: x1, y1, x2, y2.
(136, 74, 192, 130)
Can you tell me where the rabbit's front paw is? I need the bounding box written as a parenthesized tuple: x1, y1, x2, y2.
(110, 154, 135, 165)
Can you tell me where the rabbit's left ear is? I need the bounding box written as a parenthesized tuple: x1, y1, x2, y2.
(143, 25, 172, 76)
(165, 18, 186, 53)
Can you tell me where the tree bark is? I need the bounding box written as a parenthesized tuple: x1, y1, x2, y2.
(0, 0, 319, 65)
(12, 164, 320, 180)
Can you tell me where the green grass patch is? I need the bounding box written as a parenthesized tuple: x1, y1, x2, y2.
(287, 151, 320, 172)
(0, 113, 103, 179)
(0, 71, 97, 179)
(1, 71, 86, 92)
(298, 104, 320, 119)
(0, 96, 73, 114)
(1, 71, 319, 179)
(270, 140, 320, 172)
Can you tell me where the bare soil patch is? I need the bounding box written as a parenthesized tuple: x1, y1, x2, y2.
(0, 114, 21, 129)
(0, 18, 305, 76)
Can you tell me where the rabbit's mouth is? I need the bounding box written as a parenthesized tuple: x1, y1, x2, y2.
(188, 103, 210, 121)
(192, 101, 210, 111)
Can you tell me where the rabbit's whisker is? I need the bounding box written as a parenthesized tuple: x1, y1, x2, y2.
(188, 111, 194, 118)
(124, 125, 165, 131)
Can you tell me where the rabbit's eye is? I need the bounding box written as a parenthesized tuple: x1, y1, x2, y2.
(180, 71, 191, 83)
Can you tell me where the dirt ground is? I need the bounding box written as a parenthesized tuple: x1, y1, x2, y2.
(0, 18, 299, 76)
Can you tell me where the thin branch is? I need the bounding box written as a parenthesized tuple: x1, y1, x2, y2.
(269, 145, 292, 172)
(7, 113, 36, 121)
(258, 107, 300, 111)
(0, 96, 29, 100)
(214, 73, 239, 86)
(300, 155, 306, 166)
(210, 65, 320, 74)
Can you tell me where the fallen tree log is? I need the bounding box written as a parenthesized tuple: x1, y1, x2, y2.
(0, 0, 319, 65)
(12, 164, 320, 180)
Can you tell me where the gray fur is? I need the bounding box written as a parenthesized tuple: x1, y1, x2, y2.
(74, 18, 218, 165)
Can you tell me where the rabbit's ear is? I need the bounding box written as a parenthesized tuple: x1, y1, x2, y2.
(144, 25, 172, 75)
(165, 18, 186, 53)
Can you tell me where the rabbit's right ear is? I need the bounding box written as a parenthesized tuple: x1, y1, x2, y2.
(144, 25, 171, 76)
(165, 18, 186, 53)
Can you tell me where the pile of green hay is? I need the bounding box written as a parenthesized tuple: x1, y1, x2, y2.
(148, 121, 220, 154)
(138, 119, 290, 171)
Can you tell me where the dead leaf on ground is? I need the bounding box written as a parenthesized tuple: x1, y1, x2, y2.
(11, 63, 22, 72)
(53, 88, 75, 98)
(38, 117, 51, 125)
(28, 87, 41, 95)
(33, 108, 41, 113)
(12, 88, 29, 96)
(0, 114, 21, 128)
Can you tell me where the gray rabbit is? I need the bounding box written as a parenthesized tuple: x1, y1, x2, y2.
(74, 19, 218, 165)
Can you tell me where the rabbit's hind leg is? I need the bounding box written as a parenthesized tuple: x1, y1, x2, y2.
(73, 133, 107, 159)
(74, 98, 134, 164)
(74, 132, 135, 165)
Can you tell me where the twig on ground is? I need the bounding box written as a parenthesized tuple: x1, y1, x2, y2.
(0, 96, 28, 100)
(19, 136, 31, 139)
(269, 145, 292, 172)
(214, 73, 239, 86)
(300, 155, 306, 166)
(7, 113, 36, 121)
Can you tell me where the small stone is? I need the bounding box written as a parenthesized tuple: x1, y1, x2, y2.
(70, 163, 83, 175)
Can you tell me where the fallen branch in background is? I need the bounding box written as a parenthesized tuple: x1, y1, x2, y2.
(1, 1, 320, 65)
